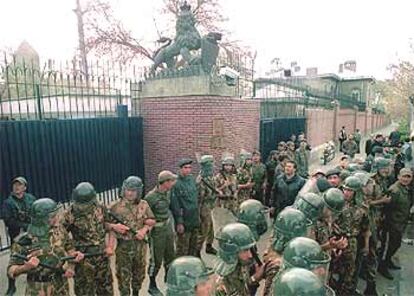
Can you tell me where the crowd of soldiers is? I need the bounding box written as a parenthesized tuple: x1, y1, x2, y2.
(2, 128, 413, 296)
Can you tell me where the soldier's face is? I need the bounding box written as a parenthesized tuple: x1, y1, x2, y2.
(124, 189, 138, 201)
(327, 175, 340, 187)
(164, 179, 176, 190)
(48, 212, 59, 226)
(245, 159, 253, 166)
(378, 168, 390, 177)
(12, 183, 26, 199)
(196, 276, 215, 296)
(238, 249, 252, 262)
(181, 165, 193, 176)
(399, 174, 413, 186)
(223, 164, 233, 172)
(343, 188, 355, 201)
(252, 155, 260, 162)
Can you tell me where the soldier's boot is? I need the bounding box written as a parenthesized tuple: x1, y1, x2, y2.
(5, 278, 16, 296)
(148, 276, 163, 296)
(377, 261, 394, 280)
(205, 243, 217, 255)
(387, 259, 401, 270)
(364, 281, 378, 296)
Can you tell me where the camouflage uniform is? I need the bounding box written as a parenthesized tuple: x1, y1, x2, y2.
(110, 198, 155, 295)
(144, 186, 176, 278)
(251, 161, 267, 204)
(295, 147, 309, 178)
(236, 166, 252, 206)
(62, 203, 114, 296)
(195, 174, 216, 253)
(262, 249, 282, 296)
(215, 171, 238, 216)
(331, 200, 369, 295)
(342, 138, 358, 158)
(215, 263, 251, 296)
(7, 225, 74, 296)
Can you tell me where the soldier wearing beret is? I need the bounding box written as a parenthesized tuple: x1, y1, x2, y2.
(145, 170, 177, 296)
(171, 158, 200, 257)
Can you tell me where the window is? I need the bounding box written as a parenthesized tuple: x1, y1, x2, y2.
(351, 89, 361, 101)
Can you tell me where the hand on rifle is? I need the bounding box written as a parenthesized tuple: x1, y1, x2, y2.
(24, 256, 40, 270)
(135, 228, 147, 241)
(112, 223, 130, 234)
(253, 263, 265, 281)
(71, 251, 84, 263)
(64, 269, 75, 278)
(176, 224, 185, 234)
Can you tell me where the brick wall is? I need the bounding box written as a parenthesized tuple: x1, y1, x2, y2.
(141, 96, 260, 188)
(305, 108, 335, 147)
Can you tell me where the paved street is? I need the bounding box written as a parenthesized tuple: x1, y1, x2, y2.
(1, 124, 414, 296)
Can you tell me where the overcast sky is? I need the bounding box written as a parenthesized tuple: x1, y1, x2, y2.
(0, 0, 413, 79)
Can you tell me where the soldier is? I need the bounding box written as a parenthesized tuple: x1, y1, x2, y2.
(314, 188, 347, 252)
(273, 268, 328, 296)
(286, 141, 296, 161)
(326, 168, 342, 188)
(295, 140, 310, 178)
(378, 168, 413, 280)
(145, 170, 177, 296)
(107, 176, 156, 296)
(251, 150, 267, 204)
(8, 198, 84, 296)
(214, 223, 263, 296)
(342, 134, 358, 159)
(293, 192, 324, 239)
(236, 152, 254, 206)
(62, 182, 115, 296)
(166, 256, 214, 296)
(282, 237, 333, 291)
(262, 208, 310, 296)
(3, 176, 36, 296)
(215, 156, 238, 216)
(331, 176, 369, 296)
(196, 155, 217, 256)
(237, 199, 268, 295)
(355, 128, 362, 153)
(265, 150, 278, 207)
(171, 159, 200, 257)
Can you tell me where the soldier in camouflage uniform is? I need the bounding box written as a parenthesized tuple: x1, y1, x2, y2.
(236, 152, 254, 207)
(8, 198, 84, 296)
(215, 156, 238, 216)
(62, 182, 115, 296)
(196, 155, 218, 256)
(214, 223, 263, 296)
(145, 170, 178, 296)
(171, 159, 200, 257)
(108, 176, 156, 296)
(342, 134, 358, 159)
(251, 150, 267, 204)
(295, 140, 310, 178)
(262, 208, 309, 296)
(330, 176, 370, 296)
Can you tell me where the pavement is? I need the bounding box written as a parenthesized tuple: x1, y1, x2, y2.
(2, 123, 414, 296)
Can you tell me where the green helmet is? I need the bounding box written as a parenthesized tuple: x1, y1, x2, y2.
(342, 176, 362, 191)
(322, 188, 345, 213)
(72, 182, 97, 204)
(375, 157, 390, 170)
(353, 171, 371, 187)
(222, 156, 235, 166)
(339, 170, 351, 181)
(273, 268, 327, 296)
(347, 163, 362, 172)
(200, 155, 214, 177)
(200, 155, 214, 164)
(166, 256, 212, 296)
(121, 176, 143, 199)
(28, 198, 60, 239)
(237, 200, 268, 240)
(273, 208, 310, 253)
(282, 237, 331, 284)
(293, 193, 324, 223)
(214, 223, 256, 276)
(239, 151, 252, 167)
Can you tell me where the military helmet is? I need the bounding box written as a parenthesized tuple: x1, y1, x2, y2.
(274, 268, 326, 296)
(339, 169, 351, 181)
(222, 156, 235, 166)
(342, 176, 362, 191)
(237, 199, 268, 240)
(72, 182, 97, 204)
(273, 208, 310, 252)
(375, 157, 390, 169)
(214, 223, 256, 276)
(353, 171, 371, 187)
(121, 176, 143, 198)
(283, 237, 331, 284)
(166, 256, 212, 296)
(322, 188, 345, 213)
(200, 155, 214, 164)
(293, 193, 324, 223)
(30, 198, 59, 219)
(347, 163, 362, 173)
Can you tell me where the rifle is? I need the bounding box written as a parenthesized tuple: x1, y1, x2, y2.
(60, 251, 106, 261)
(106, 209, 149, 243)
(200, 177, 220, 195)
(251, 247, 263, 266)
(12, 254, 64, 273)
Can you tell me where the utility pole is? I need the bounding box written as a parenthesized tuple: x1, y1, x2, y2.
(73, 0, 89, 77)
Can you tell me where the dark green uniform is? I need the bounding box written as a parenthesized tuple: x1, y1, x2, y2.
(145, 186, 176, 277)
(171, 173, 200, 257)
(295, 147, 309, 178)
(3, 193, 36, 240)
(251, 162, 266, 204)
